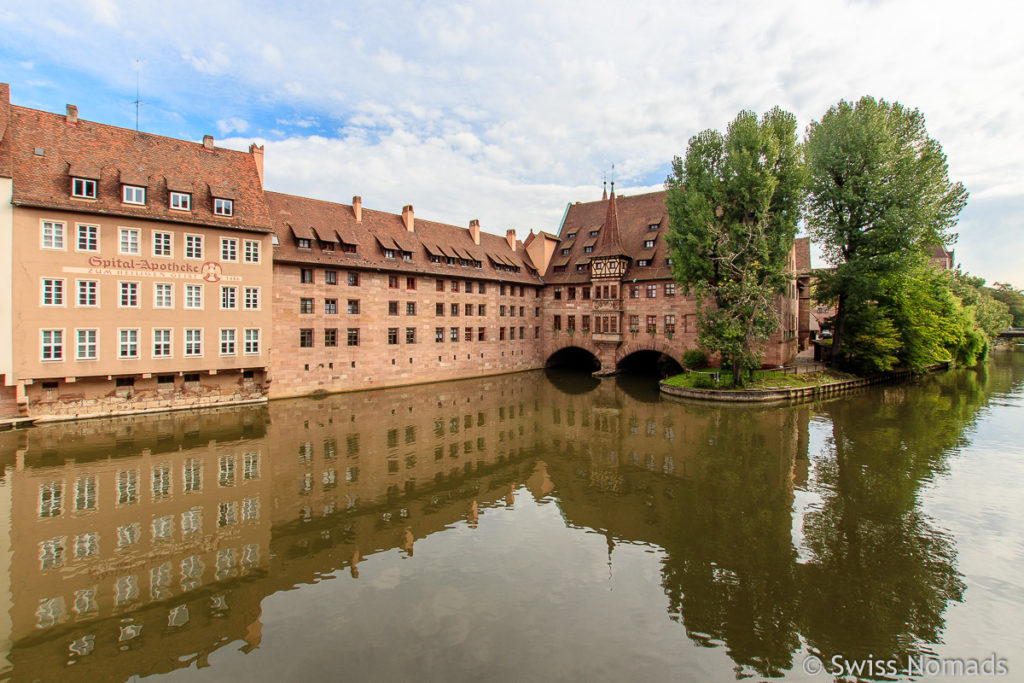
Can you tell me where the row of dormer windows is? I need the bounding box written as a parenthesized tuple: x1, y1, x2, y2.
(70, 178, 234, 216)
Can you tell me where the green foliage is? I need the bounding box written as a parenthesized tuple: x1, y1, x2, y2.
(844, 304, 901, 373)
(682, 349, 709, 370)
(805, 96, 969, 371)
(665, 107, 804, 386)
(990, 283, 1024, 327)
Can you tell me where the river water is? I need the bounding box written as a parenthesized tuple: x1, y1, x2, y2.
(0, 349, 1021, 682)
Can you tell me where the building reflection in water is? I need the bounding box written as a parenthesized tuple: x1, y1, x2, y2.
(0, 357, 1011, 681)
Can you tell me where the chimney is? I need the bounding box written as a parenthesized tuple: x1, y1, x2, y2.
(469, 219, 481, 245)
(66, 104, 79, 125)
(203, 135, 214, 150)
(402, 204, 414, 232)
(352, 196, 362, 222)
(249, 143, 264, 188)
(506, 228, 517, 252)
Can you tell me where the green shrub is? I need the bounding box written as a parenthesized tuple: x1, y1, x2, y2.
(692, 373, 716, 389)
(682, 349, 708, 370)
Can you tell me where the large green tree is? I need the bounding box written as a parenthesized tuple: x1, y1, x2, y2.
(665, 108, 804, 385)
(804, 97, 969, 369)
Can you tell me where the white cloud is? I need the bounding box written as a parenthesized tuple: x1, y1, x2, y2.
(216, 117, 249, 135)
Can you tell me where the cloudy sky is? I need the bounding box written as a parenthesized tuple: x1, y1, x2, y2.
(2, 0, 1021, 286)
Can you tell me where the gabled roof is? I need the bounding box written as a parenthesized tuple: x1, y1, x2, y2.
(7, 99, 271, 231)
(266, 191, 542, 284)
(545, 190, 672, 283)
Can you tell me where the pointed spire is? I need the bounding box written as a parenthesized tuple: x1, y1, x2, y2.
(602, 175, 607, 201)
(592, 180, 628, 260)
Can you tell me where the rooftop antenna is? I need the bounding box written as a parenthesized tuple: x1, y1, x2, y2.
(133, 59, 143, 131)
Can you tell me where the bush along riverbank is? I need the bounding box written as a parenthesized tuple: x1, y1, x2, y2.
(660, 363, 950, 403)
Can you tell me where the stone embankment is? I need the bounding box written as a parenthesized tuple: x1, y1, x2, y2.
(660, 364, 948, 404)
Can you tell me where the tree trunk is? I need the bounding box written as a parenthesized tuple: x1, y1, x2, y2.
(832, 292, 848, 368)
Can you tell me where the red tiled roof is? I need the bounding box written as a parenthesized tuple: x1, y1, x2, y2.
(266, 191, 542, 285)
(545, 190, 673, 283)
(8, 102, 271, 232)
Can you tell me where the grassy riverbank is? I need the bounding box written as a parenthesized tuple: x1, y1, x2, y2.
(663, 368, 855, 391)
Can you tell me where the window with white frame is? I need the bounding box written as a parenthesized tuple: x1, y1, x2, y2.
(244, 328, 260, 354)
(117, 470, 138, 505)
(184, 328, 203, 356)
(153, 231, 172, 257)
(122, 185, 145, 205)
(184, 284, 203, 309)
(74, 475, 96, 511)
(243, 240, 260, 263)
(243, 452, 260, 479)
(153, 329, 172, 357)
(74, 532, 98, 559)
(119, 228, 140, 255)
(152, 464, 172, 499)
(119, 329, 139, 358)
(42, 278, 65, 306)
(220, 328, 236, 355)
(221, 238, 238, 261)
(39, 537, 64, 570)
(76, 224, 98, 251)
(39, 481, 62, 517)
(71, 178, 96, 198)
(41, 330, 63, 361)
(41, 221, 65, 249)
(76, 280, 98, 307)
(76, 329, 97, 360)
(213, 198, 233, 216)
(220, 286, 237, 310)
(154, 282, 173, 308)
(183, 459, 202, 494)
(185, 234, 203, 259)
(170, 192, 191, 211)
(244, 287, 260, 310)
(119, 282, 139, 307)
(644, 239, 655, 248)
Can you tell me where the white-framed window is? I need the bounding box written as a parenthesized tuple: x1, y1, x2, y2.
(118, 329, 139, 359)
(184, 328, 203, 357)
(220, 328, 236, 355)
(185, 234, 203, 259)
(184, 284, 203, 310)
(41, 220, 65, 250)
(221, 238, 238, 262)
(71, 177, 96, 198)
(244, 286, 260, 310)
(41, 329, 64, 361)
(119, 281, 139, 307)
(119, 228, 140, 255)
(152, 464, 172, 499)
(76, 329, 98, 360)
(74, 476, 96, 511)
(74, 532, 98, 559)
(220, 286, 237, 310)
(122, 185, 145, 205)
(170, 192, 191, 211)
(213, 198, 233, 216)
(644, 239, 655, 248)
(76, 224, 99, 252)
(116, 470, 138, 505)
(244, 328, 260, 354)
(153, 231, 172, 257)
(153, 329, 172, 357)
(76, 280, 98, 307)
(183, 460, 202, 494)
(243, 240, 260, 263)
(41, 278, 65, 306)
(154, 282, 173, 308)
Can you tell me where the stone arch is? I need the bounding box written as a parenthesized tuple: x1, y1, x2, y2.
(615, 339, 683, 377)
(545, 345, 601, 372)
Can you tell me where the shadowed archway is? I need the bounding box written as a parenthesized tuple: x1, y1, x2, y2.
(546, 346, 601, 372)
(616, 350, 683, 378)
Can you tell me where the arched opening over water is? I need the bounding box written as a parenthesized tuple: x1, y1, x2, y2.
(546, 346, 601, 372)
(616, 350, 683, 379)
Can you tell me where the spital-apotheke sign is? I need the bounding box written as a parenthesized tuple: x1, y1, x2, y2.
(61, 257, 240, 283)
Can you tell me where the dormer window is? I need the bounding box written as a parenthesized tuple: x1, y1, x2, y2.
(637, 259, 651, 267)
(72, 178, 96, 199)
(561, 248, 570, 255)
(644, 239, 655, 248)
(384, 248, 395, 259)
(213, 198, 233, 216)
(122, 185, 145, 205)
(589, 230, 599, 237)
(170, 192, 191, 211)
(297, 238, 312, 250)
(320, 241, 335, 252)
(341, 243, 357, 254)
(567, 232, 577, 239)
(648, 223, 660, 230)
(430, 254, 441, 264)
(584, 245, 593, 254)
